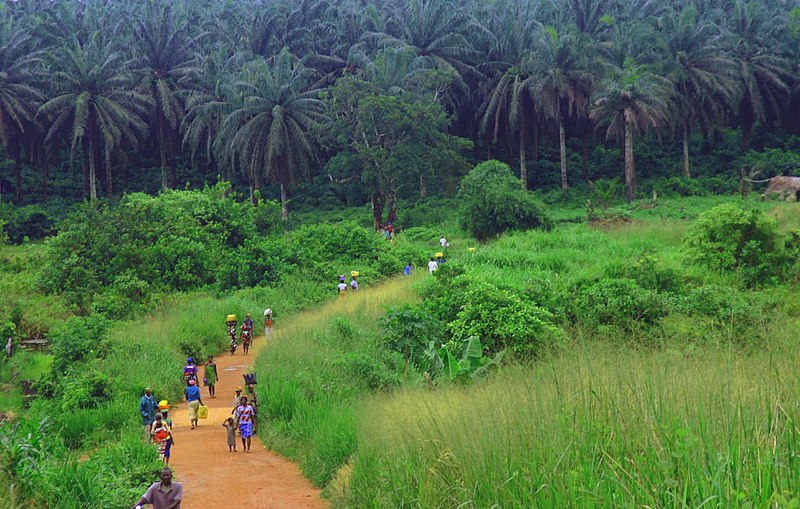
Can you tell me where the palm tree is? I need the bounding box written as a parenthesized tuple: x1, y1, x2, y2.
(590, 59, 671, 203)
(528, 25, 594, 191)
(476, 0, 540, 189)
(0, 16, 46, 202)
(133, 3, 198, 189)
(218, 51, 326, 219)
(658, 6, 739, 179)
(38, 37, 150, 200)
(727, 1, 791, 149)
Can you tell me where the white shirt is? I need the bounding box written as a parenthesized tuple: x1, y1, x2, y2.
(439, 237, 447, 247)
(428, 260, 438, 273)
(338, 282, 348, 292)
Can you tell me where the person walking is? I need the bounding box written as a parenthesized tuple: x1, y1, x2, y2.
(349, 277, 359, 292)
(231, 387, 243, 426)
(263, 308, 274, 340)
(182, 358, 198, 386)
(403, 263, 412, 276)
(150, 413, 171, 462)
(439, 235, 449, 250)
(235, 395, 255, 452)
(223, 417, 237, 452)
(132, 467, 182, 509)
(203, 356, 217, 398)
(427, 257, 438, 273)
(5, 337, 12, 359)
(184, 379, 204, 430)
(159, 401, 174, 465)
(140, 388, 157, 436)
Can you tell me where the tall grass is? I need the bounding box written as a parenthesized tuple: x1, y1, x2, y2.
(256, 274, 423, 486)
(349, 333, 800, 508)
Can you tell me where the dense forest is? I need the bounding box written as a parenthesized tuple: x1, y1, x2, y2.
(1, 0, 800, 227)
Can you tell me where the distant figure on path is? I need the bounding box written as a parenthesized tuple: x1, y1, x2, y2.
(403, 263, 412, 276)
(133, 467, 182, 509)
(242, 313, 254, 345)
(439, 235, 449, 249)
(203, 355, 217, 398)
(159, 401, 174, 465)
(350, 277, 359, 292)
(264, 308, 274, 340)
(150, 413, 171, 462)
(235, 395, 255, 452)
(184, 379, 204, 430)
(337, 279, 348, 297)
(223, 417, 237, 452)
(140, 388, 157, 435)
(232, 386, 243, 426)
(5, 337, 12, 358)
(428, 257, 438, 273)
(182, 358, 198, 386)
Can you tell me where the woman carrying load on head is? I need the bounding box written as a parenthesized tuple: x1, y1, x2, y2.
(264, 308, 274, 340)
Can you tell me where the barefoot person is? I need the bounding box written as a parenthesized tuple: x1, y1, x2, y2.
(133, 467, 182, 509)
(235, 395, 255, 452)
(184, 379, 204, 430)
(203, 355, 217, 398)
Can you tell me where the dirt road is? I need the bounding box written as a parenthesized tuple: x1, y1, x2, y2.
(167, 333, 328, 508)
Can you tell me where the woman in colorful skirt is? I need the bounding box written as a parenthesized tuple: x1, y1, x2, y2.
(185, 379, 204, 429)
(235, 395, 255, 452)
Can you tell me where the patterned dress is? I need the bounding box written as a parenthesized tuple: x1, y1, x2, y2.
(236, 404, 255, 438)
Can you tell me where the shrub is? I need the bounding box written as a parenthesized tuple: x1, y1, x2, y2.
(682, 204, 791, 285)
(573, 278, 667, 328)
(447, 280, 557, 356)
(333, 352, 401, 390)
(458, 160, 551, 241)
(49, 315, 111, 374)
(381, 304, 445, 372)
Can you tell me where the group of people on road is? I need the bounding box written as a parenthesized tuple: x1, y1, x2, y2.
(139, 388, 175, 464)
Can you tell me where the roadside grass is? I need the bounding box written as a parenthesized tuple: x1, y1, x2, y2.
(256, 273, 424, 486)
(349, 331, 800, 508)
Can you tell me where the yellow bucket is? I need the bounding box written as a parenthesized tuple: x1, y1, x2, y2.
(467, 247, 476, 252)
(226, 314, 237, 323)
(351, 271, 360, 277)
(435, 252, 444, 258)
(198, 405, 209, 419)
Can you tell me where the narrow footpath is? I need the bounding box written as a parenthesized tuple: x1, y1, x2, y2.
(168, 329, 328, 509)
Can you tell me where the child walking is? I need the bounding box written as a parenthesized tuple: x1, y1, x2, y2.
(223, 417, 237, 452)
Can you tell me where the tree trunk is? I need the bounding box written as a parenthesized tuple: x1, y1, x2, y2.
(81, 141, 89, 197)
(105, 150, 113, 198)
(624, 121, 635, 203)
(13, 152, 21, 203)
(159, 114, 169, 190)
(169, 131, 177, 188)
(519, 115, 527, 190)
(582, 122, 591, 181)
(249, 182, 255, 205)
(38, 143, 48, 203)
(559, 118, 567, 190)
(682, 122, 691, 179)
(532, 116, 539, 161)
(370, 190, 385, 231)
(741, 102, 753, 150)
(419, 173, 427, 200)
(88, 113, 99, 201)
(280, 182, 289, 221)
(387, 184, 397, 224)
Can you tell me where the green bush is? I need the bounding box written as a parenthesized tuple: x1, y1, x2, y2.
(682, 204, 791, 285)
(573, 278, 667, 328)
(381, 304, 444, 371)
(49, 315, 111, 374)
(458, 160, 551, 241)
(447, 280, 557, 355)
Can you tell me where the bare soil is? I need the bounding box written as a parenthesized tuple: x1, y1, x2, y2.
(168, 335, 328, 509)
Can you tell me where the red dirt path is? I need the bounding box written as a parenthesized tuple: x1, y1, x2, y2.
(167, 335, 328, 509)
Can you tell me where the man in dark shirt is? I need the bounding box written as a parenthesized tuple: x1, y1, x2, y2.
(133, 467, 182, 509)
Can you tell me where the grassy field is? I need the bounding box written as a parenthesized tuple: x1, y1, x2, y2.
(336, 198, 800, 508)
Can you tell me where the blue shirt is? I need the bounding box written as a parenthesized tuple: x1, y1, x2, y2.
(185, 385, 201, 402)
